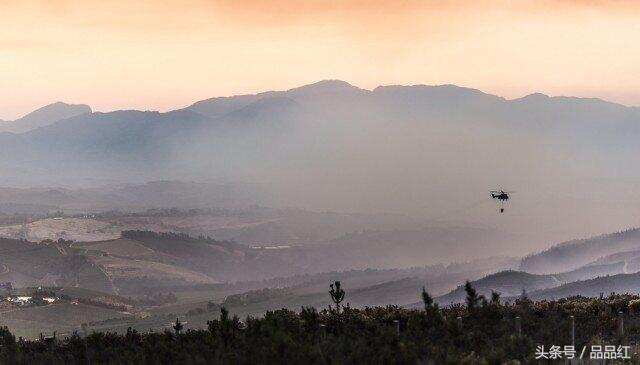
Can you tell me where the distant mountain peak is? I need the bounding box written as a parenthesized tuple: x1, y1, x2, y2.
(371, 83, 505, 104)
(524, 92, 550, 99)
(285, 79, 366, 96)
(305, 79, 358, 88)
(22, 101, 92, 118)
(514, 92, 551, 102)
(0, 102, 92, 134)
(373, 83, 493, 95)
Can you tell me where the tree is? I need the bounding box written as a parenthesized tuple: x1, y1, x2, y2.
(173, 318, 183, 335)
(421, 286, 438, 311)
(0, 326, 17, 362)
(300, 306, 320, 332)
(515, 288, 532, 310)
(464, 281, 481, 310)
(490, 291, 501, 306)
(329, 281, 345, 310)
(2, 294, 640, 363)
(207, 307, 240, 348)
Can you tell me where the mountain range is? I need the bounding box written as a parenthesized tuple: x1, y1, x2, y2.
(2, 80, 639, 179)
(2, 80, 640, 246)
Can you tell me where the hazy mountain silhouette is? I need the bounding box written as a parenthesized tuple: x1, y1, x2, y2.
(3, 80, 637, 168)
(528, 272, 640, 300)
(436, 270, 559, 305)
(1, 80, 640, 233)
(1, 80, 634, 149)
(520, 228, 640, 274)
(0, 102, 91, 134)
(436, 261, 626, 304)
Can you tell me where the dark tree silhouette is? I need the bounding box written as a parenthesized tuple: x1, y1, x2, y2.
(329, 281, 345, 310)
(172, 318, 183, 335)
(421, 286, 437, 311)
(490, 290, 501, 305)
(464, 281, 481, 310)
(1, 293, 640, 363)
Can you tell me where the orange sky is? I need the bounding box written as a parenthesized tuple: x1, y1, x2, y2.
(1, 0, 639, 119)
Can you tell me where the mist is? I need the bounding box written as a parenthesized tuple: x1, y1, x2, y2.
(2, 81, 640, 260)
(162, 83, 640, 256)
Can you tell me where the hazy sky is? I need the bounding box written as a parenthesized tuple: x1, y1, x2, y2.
(1, 0, 639, 119)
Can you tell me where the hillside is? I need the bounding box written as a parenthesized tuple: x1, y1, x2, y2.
(520, 228, 640, 274)
(3, 222, 640, 339)
(2, 212, 640, 340)
(327, 227, 521, 268)
(0, 225, 521, 338)
(72, 232, 239, 293)
(529, 272, 640, 300)
(0, 218, 123, 242)
(588, 249, 640, 266)
(0, 238, 106, 288)
(437, 259, 633, 305)
(191, 257, 518, 320)
(436, 270, 559, 305)
(555, 262, 625, 283)
(0, 102, 91, 134)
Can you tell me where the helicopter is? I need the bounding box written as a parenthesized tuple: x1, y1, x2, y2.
(490, 190, 514, 213)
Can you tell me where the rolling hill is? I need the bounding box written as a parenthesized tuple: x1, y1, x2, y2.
(326, 226, 522, 268)
(435, 260, 629, 305)
(520, 228, 640, 274)
(5, 220, 640, 336)
(529, 272, 640, 301)
(555, 262, 625, 283)
(435, 270, 559, 305)
(0, 238, 107, 288)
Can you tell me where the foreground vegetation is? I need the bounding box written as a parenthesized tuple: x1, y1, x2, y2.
(1, 282, 640, 364)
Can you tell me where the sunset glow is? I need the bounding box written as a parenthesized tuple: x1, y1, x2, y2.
(2, 0, 639, 119)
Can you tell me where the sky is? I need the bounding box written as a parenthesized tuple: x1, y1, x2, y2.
(1, 0, 639, 120)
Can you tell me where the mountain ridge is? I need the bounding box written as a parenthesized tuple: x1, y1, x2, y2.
(7, 81, 637, 120)
(0, 102, 91, 134)
(1, 79, 639, 193)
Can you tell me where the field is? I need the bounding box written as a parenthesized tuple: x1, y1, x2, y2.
(0, 301, 131, 338)
(0, 218, 123, 242)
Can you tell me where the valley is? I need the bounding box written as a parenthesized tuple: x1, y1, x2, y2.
(1, 198, 640, 339)
(2, 81, 640, 340)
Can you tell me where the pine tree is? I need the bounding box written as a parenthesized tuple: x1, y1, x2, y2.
(173, 318, 183, 335)
(421, 286, 437, 311)
(464, 281, 480, 310)
(490, 291, 501, 305)
(329, 281, 345, 311)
